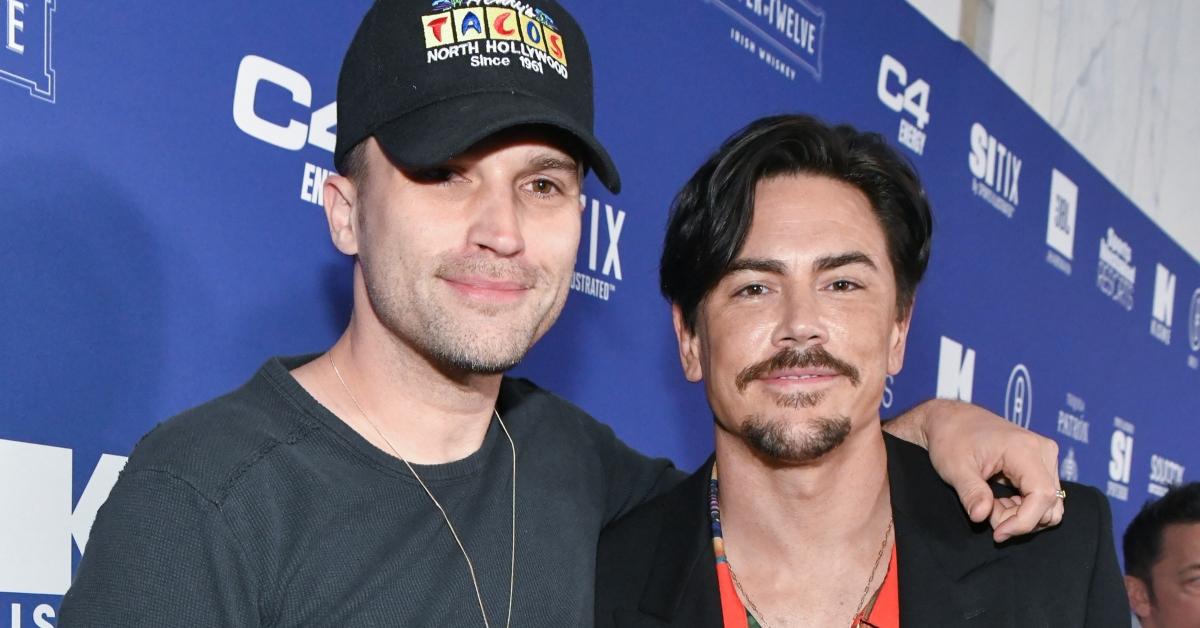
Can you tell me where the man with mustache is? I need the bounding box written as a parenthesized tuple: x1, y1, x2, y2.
(61, 3, 1065, 626)
(595, 114, 1128, 627)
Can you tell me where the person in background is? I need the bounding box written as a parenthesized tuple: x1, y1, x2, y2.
(1125, 482, 1200, 628)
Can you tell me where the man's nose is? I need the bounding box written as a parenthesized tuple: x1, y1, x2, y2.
(466, 181, 525, 257)
(771, 288, 828, 348)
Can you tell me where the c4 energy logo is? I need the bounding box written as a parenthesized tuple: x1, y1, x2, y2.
(1003, 363, 1032, 429)
(1056, 392, 1089, 445)
(1149, 263, 1175, 345)
(967, 122, 1021, 218)
(1044, 168, 1077, 276)
(876, 54, 930, 155)
(703, 0, 826, 81)
(422, 2, 569, 78)
(572, 193, 624, 302)
(0, 439, 126, 618)
(1147, 453, 1184, 497)
(1096, 228, 1136, 311)
(231, 55, 338, 208)
(935, 336, 974, 402)
(0, 0, 55, 102)
(1107, 417, 1135, 501)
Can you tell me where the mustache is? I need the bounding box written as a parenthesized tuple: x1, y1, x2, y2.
(435, 255, 539, 287)
(735, 346, 861, 392)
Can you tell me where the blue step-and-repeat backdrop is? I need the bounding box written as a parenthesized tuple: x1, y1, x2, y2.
(2, 0, 1198, 621)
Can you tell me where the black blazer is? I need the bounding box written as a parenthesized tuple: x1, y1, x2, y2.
(595, 434, 1130, 627)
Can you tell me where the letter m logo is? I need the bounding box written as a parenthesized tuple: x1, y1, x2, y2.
(1152, 263, 1176, 326)
(936, 336, 975, 402)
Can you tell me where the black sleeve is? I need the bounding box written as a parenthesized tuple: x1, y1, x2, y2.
(584, 418, 685, 526)
(1081, 486, 1133, 627)
(58, 469, 259, 627)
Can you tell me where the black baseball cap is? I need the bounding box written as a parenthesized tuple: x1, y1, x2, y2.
(335, 0, 621, 193)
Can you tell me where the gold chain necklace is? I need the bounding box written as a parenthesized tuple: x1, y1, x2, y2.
(727, 517, 893, 628)
(328, 352, 515, 628)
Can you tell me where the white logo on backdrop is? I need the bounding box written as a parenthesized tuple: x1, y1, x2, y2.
(0, 0, 56, 102)
(1045, 169, 1078, 275)
(1107, 417, 1135, 501)
(877, 53, 930, 155)
(1150, 263, 1176, 345)
(0, 439, 126, 596)
(967, 122, 1021, 218)
(1004, 364, 1032, 429)
(1061, 447, 1079, 482)
(936, 336, 975, 402)
(1096, 228, 1136, 311)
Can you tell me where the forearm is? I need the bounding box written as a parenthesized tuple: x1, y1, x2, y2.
(881, 399, 939, 449)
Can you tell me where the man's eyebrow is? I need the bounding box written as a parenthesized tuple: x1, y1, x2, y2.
(813, 251, 878, 273)
(1179, 562, 1200, 576)
(725, 257, 787, 275)
(530, 154, 580, 173)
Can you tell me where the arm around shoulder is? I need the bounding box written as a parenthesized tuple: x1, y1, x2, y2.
(58, 469, 259, 627)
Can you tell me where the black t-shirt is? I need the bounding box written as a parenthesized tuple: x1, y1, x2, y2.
(59, 355, 679, 627)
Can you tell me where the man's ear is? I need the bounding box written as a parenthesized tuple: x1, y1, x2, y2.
(887, 298, 914, 376)
(1124, 575, 1152, 619)
(324, 174, 360, 256)
(672, 304, 704, 383)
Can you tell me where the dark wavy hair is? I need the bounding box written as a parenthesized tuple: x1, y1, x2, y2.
(1124, 482, 1200, 594)
(660, 114, 933, 330)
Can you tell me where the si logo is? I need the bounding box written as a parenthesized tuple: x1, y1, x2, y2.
(0, 0, 55, 102)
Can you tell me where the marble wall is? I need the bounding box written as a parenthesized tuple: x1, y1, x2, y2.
(909, 0, 1200, 261)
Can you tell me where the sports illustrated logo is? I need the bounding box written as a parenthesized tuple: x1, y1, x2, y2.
(422, 1, 569, 78)
(1149, 263, 1175, 345)
(1188, 288, 1200, 370)
(1148, 454, 1185, 497)
(1060, 447, 1079, 482)
(571, 193, 624, 302)
(0, 439, 127, 597)
(1056, 392, 1090, 444)
(967, 122, 1021, 218)
(1044, 168, 1078, 276)
(1003, 364, 1032, 429)
(1095, 227, 1136, 311)
(1106, 417, 1135, 501)
(876, 54, 930, 155)
(935, 336, 974, 402)
(0, 0, 55, 102)
(704, 0, 826, 81)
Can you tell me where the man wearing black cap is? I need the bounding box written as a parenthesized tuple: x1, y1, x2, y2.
(59, 2, 1065, 626)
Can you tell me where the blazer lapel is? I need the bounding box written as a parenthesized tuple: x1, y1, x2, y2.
(885, 435, 1015, 626)
(628, 456, 724, 628)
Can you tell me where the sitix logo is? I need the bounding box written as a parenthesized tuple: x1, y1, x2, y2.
(967, 122, 1021, 219)
(0, 0, 55, 102)
(0, 438, 126, 621)
(876, 54, 930, 155)
(1003, 364, 1032, 429)
(571, 193, 624, 302)
(1149, 263, 1175, 346)
(1096, 227, 1136, 311)
(1106, 417, 1135, 501)
(935, 336, 974, 402)
(1044, 168, 1077, 276)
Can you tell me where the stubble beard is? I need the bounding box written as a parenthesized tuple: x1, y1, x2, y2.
(740, 413, 852, 464)
(360, 251, 565, 375)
